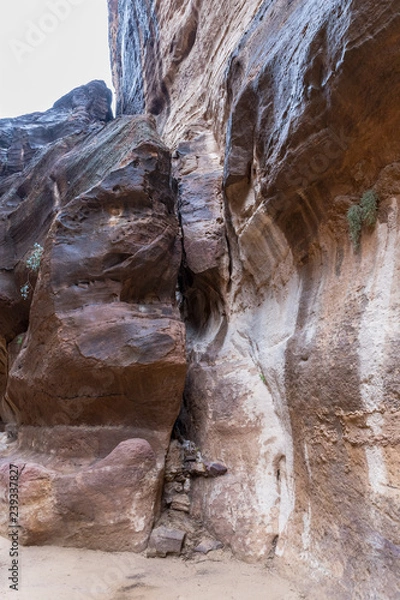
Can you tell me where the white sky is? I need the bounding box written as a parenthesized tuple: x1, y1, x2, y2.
(0, 0, 113, 118)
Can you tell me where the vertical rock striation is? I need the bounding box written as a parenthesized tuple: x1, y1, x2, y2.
(109, 0, 400, 597)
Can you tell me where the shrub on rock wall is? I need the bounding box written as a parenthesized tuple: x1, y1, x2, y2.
(20, 243, 43, 300)
(347, 189, 378, 250)
(347, 204, 363, 250)
(360, 189, 378, 227)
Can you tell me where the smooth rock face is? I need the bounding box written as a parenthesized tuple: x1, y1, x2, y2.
(0, 82, 186, 550)
(109, 1, 400, 597)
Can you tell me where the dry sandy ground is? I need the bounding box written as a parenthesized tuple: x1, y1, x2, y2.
(0, 536, 306, 600)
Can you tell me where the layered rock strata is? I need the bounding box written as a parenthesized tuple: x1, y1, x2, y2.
(0, 81, 186, 550)
(109, 1, 400, 598)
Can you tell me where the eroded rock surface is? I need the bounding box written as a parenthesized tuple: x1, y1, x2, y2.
(0, 81, 186, 550)
(109, 1, 400, 598)
(0, 438, 158, 551)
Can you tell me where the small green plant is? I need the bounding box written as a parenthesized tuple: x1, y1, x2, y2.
(259, 373, 266, 384)
(20, 243, 44, 300)
(360, 189, 378, 227)
(347, 190, 378, 250)
(20, 283, 30, 300)
(26, 243, 43, 272)
(347, 204, 363, 250)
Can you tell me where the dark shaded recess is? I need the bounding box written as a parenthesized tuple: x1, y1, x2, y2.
(148, 81, 169, 116)
(254, 66, 275, 161)
(169, 1, 199, 68)
(224, 86, 257, 208)
(179, 266, 224, 332)
(170, 22, 197, 64)
(144, 35, 170, 116)
(0, 306, 29, 344)
(172, 394, 192, 442)
(274, 192, 323, 261)
(225, 52, 244, 108)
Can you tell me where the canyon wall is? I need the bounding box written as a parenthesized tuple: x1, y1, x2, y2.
(0, 81, 186, 551)
(109, 1, 400, 598)
(0, 2, 398, 599)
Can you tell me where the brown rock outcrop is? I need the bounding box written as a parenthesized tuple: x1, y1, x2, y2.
(147, 525, 186, 557)
(0, 438, 158, 551)
(0, 82, 186, 550)
(109, 1, 400, 598)
(5, 113, 184, 431)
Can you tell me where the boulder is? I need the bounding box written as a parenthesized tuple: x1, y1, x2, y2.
(147, 526, 186, 557)
(194, 539, 224, 555)
(0, 438, 159, 551)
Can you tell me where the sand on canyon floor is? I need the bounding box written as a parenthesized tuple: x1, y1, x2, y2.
(0, 536, 311, 600)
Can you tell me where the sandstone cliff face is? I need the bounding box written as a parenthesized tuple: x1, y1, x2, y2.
(109, 1, 400, 598)
(0, 81, 186, 550)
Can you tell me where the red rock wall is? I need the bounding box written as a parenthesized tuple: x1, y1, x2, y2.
(0, 82, 186, 551)
(109, 1, 400, 597)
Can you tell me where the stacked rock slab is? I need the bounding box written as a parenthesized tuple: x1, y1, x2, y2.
(0, 81, 186, 551)
(108, 1, 400, 598)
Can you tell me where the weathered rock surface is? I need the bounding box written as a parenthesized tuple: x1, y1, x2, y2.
(153, 437, 226, 556)
(194, 538, 224, 555)
(0, 438, 158, 551)
(0, 81, 186, 550)
(0, 1, 399, 596)
(0, 80, 112, 177)
(147, 525, 186, 558)
(109, 1, 400, 598)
